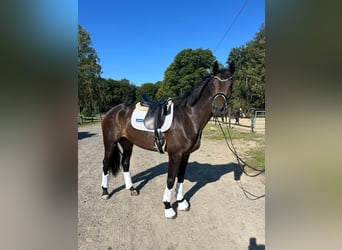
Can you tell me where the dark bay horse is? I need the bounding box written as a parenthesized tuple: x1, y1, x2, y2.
(101, 61, 235, 218)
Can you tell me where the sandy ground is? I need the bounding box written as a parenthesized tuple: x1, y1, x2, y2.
(78, 123, 265, 250)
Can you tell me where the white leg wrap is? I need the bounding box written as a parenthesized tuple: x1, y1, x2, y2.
(123, 172, 133, 189)
(175, 182, 189, 211)
(175, 182, 184, 201)
(178, 199, 190, 211)
(163, 188, 176, 218)
(164, 207, 176, 218)
(101, 173, 109, 188)
(163, 187, 172, 202)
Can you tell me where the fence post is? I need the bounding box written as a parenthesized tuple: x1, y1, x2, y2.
(251, 112, 256, 133)
(228, 107, 231, 128)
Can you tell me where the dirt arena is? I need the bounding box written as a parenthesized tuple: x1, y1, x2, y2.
(78, 123, 265, 249)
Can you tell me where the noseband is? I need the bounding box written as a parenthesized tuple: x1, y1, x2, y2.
(212, 92, 228, 105)
(211, 75, 233, 107)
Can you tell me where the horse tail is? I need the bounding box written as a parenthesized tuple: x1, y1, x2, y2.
(108, 145, 121, 176)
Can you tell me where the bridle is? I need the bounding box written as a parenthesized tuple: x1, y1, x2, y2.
(211, 75, 233, 111)
(214, 75, 233, 81)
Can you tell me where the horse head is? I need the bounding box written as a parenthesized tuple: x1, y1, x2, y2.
(210, 61, 235, 116)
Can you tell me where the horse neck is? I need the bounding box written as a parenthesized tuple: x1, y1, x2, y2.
(188, 84, 213, 130)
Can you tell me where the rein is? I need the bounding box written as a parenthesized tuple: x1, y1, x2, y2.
(214, 117, 265, 200)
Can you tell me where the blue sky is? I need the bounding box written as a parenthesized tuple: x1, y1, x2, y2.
(79, 0, 264, 86)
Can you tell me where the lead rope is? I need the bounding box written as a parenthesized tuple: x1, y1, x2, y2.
(214, 117, 265, 200)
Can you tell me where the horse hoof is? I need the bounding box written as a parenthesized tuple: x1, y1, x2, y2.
(101, 194, 109, 200)
(130, 187, 139, 196)
(165, 208, 177, 219)
(178, 199, 190, 211)
(168, 214, 177, 219)
(182, 206, 190, 211)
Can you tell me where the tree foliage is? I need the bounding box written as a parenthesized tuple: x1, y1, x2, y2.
(136, 81, 161, 102)
(227, 24, 265, 113)
(100, 78, 137, 112)
(158, 48, 215, 98)
(78, 24, 102, 116)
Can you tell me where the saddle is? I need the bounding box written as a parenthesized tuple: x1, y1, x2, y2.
(140, 94, 169, 153)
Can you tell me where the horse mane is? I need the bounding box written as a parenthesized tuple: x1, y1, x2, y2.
(172, 76, 212, 107)
(171, 65, 234, 107)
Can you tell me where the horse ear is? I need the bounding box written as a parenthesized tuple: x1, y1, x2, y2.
(228, 61, 235, 74)
(212, 61, 219, 75)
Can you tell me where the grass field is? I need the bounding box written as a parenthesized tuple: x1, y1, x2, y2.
(203, 122, 265, 170)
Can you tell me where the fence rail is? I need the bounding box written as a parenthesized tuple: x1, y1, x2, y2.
(78, 115, 103, 124)
(213, 108, 265, 133)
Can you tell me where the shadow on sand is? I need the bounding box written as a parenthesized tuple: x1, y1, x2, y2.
(109, 161, 243, 200)
(78, 131, 97, 140)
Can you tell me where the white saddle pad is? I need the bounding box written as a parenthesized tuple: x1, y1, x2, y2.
(131, 103, 174, 132)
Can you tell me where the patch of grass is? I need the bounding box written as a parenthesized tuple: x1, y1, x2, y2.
(203, 122, 265, 170)
(203, 123, 263, 141)
(244, 147, 265, 171)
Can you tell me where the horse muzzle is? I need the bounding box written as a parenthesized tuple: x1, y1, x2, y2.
(212, 93, 228, 116)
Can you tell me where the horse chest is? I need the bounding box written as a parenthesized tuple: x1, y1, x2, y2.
(189, 132, 203, 153)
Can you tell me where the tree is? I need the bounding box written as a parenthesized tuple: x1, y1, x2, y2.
(136, 82, 159, 102)
(78, 24, 102, 116)
(100, 78, 137, 112)
(119, 79, 137, 104)
(158, 48, 215, 98)
(227, 24, 265, 114)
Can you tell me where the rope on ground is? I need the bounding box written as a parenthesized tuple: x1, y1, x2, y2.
(214, 117, 265, 200)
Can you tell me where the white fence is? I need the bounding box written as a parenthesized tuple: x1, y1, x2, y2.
(251, 110, 265, 133)
(213, 109, 265, 133)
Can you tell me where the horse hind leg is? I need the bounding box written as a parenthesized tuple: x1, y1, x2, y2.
(120, 138, 139, 196)
(101, 164, 110, 200)
(101, 142, 121, 200)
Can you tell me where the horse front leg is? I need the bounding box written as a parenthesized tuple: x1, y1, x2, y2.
(175, 154, 190, 211)
(163, 153, 182, 219)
